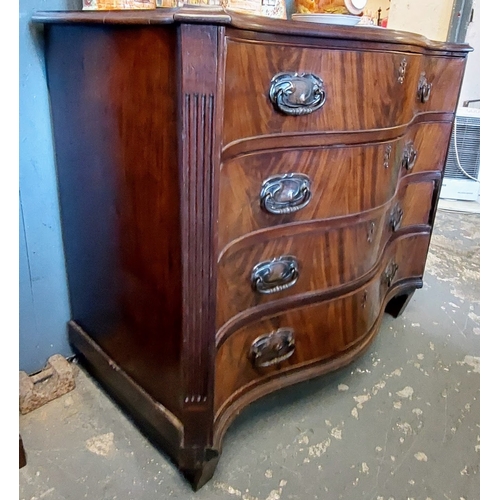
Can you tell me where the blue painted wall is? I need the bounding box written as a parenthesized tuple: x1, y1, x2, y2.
(19, 0, 80, 373)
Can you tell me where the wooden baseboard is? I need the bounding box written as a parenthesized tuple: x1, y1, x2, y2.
(68, 321, 184, 461)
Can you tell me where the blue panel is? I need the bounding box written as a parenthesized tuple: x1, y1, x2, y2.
(19, 0, 81, 373)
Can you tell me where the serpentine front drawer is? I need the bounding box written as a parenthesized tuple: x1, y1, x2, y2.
(218, 120, 452, 251)
(214, 230, 431, 417)
(223, 38, 422, 145)
(218, 141, 400, 252)
(216, 176, 435, 329)
(217, 216, 385, 328)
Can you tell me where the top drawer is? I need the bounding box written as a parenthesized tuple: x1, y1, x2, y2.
(415, 55, 466, 114)
(223, 38, 465, 146)
(223, 39, 420, 145)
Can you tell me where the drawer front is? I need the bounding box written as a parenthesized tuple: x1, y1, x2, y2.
(217, 217, 385, 328)
(214, 231, 431, 413)
(395, 121, 453, 175)
(387, 181, 436, 233)
(218, 142, 400, 252)
(378, 232, 431, 293)
(414, 56, 466, 114)
(215, 280, 381, 413)
(217, 179, 436, 328)
(223, 39, 421, 144)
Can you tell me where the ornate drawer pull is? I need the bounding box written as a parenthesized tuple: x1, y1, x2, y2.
(389, 203, 404, 232)
(401, 142, 418, 171)
(417, 73, 432, 103)
(249, 328, 296, 368)
(251, 255, 299, 294)
(269, 72, 326, 116)
(384, 261, 399, 287)
(260, 173, 312, 215)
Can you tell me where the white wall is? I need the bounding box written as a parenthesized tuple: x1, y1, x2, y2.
(384, 0, 479, 105)
(387, 0, 455, 41)
(364, 0, 391, 21)
(459, 0, 480, 105)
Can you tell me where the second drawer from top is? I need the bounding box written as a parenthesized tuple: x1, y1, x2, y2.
(218, 121, 451, 252)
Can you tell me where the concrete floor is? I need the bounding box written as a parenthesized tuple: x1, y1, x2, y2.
(19, 208, 480, 500)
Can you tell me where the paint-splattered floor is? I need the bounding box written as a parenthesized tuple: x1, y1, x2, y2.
(19, 208, 480, 500)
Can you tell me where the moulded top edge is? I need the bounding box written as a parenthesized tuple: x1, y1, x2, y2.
(32, 5, 472, 55)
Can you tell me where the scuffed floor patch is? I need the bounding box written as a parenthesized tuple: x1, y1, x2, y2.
(85, 432, 115, 457)
(457, 355, 480, 373)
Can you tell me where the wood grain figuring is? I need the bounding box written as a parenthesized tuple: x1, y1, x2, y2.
(217, 216, 385, 328)
(218, 121, 451, 252)
(45, 24, 184, 415)
(215, 230, 434, 349)
(224, 25, 472, 57)
(215, 281, 380, 413)
(218, 141, 400, 251)
(223, 40, 422, 145)
(216, 175, 435, 329)
(214, 231, 430, 414)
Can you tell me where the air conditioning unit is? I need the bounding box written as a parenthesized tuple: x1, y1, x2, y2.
(440, 106, 480, 202)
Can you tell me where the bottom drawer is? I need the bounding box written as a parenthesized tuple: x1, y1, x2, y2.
(214, 232, 431, 415)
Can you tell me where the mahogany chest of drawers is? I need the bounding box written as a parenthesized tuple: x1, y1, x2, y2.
(33, 6, 470, 490)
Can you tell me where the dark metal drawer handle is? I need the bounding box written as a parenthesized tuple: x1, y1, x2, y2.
(389, 203, 404, 232)
(249, 328, 296, 368)
(269, 72, 326, 116)
(417, 73, 432, 103)
(260, 173, 311, 215)
(384, 261, 399, 287)
(251, 255, 299, 294)
(401, 142, 418, 171)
